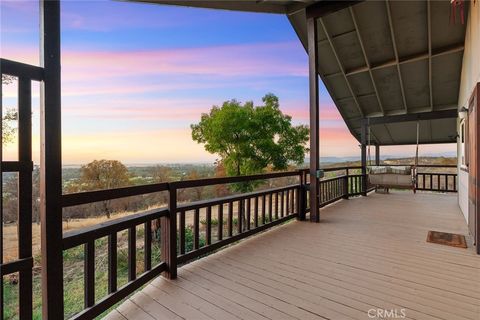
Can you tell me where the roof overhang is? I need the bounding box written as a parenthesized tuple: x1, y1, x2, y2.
(127, 0, 467, 145)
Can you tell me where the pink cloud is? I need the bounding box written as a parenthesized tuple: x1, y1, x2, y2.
(59, 42, 307, 80)
(65, 97, 217, 120)
(280, 99, 344, 123)
(2, 42, 307, 80)
(2, 42, 307, 97)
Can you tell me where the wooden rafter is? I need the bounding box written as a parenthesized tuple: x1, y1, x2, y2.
(385, 0, 408, 113)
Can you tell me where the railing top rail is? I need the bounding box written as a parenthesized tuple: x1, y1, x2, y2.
(379, 164, 457, 168)
(177, 184, 299, 212)
(62, 171, 302, 207)
(298, 166, 362, 173)
(170, 170, 300, 189)
(62, 207, 168, 250)
(62, 182, 169, 207)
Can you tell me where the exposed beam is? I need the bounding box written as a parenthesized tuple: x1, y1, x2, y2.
(307, 16, 320, 223)
(328, 44, 465, 78)
(349, 7, 384, 115)
(130, 0, 287, 13)
(305, 0, 363, 19)
(385, 0, 408, 113)
(318, 18, 365, 117)
(336, 92, 377, 103)
(364, 109, 458, 126)
(286, 2, 309, 15)
(317, 29, 357, 46)
(427, 0, 433, 111)
(378, 139, 457, 146)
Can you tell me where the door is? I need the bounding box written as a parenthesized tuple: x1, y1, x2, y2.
(468, 83, 480, 253)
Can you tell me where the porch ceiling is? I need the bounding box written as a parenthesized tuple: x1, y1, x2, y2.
(128, 0, 467, 145)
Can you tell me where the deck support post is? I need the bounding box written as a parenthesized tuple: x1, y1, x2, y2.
(361, 121, 367, 196)
(307, 16, 320, 222)
(162, 186, 178, 279)
(297, 170, 307, 221)
(39, 0, 64, 318)
(375, 144, 380, 166)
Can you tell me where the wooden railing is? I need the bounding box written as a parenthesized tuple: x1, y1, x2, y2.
(62, 183, 171, 319)
(415, 165, 458, 192)
(1, 58, 42, 319)
(3, 164, 457, 319)
(384, 164, 458, 193)
(61, 170, 302, 319)
(301, 167, 369, 213)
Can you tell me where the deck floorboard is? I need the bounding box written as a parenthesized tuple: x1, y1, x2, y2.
(108, 192, 480, 320)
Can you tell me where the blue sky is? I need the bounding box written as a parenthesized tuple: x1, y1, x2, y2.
(1, 0, 455, 164)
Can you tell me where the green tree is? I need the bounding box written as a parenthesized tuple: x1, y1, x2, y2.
(191, 93, 309, 192)
(79, 160, 131, 218)
(152, 165, 172, 183)
(2, 75, 18, 145)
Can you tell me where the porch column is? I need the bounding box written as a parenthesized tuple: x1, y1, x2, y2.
(307, 16, 320, 222)
(375, 144, 380, 166)
(361, 121, 367, 196)
(40, 0, 64, 318)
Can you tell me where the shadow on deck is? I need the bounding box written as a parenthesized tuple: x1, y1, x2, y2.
(106, 192, 480, 320)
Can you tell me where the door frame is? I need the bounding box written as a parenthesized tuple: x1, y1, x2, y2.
(468, 82, 480, 254)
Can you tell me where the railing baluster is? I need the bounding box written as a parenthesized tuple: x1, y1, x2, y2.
(293, 189, 297, 214)
(128, 227, 136, 281)
(108, 233, 117, 293)
(268, 193, 273, 222)
(180, 210, 186, 254)
(194, 208, 200, 249)
(281, 191, 285, 217)
(291, 189, 295, 213)
(246, 198, 251, 231)
(338, 178, 341, 197)
(429, 174, 432, 190)
(453, 174, 457, 192)
(217, 205, 223, 241)
(259, 195, 264, 224)
(228, 202, 233, 237)
(206, 206, 212, 245)
(237, 200, 243, 234)
(286, 189, 290, 215)
(144, 221, 152, 271)
(275, 192, 279, 219)
(254, 197, 259, 228)
(84, 240, 95, 308)
(343, 175, 348, 199)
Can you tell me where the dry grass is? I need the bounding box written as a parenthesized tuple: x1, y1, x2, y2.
(2, 211, 133, 262)
(2, 196, 280, 262)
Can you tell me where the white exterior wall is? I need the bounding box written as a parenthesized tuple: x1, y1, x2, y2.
(457, 1, 480, 223)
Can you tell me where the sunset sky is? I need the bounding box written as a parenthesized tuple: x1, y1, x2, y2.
(1, 1, 455, 165)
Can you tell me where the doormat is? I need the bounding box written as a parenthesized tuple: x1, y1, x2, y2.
(426, 231, 467, 248)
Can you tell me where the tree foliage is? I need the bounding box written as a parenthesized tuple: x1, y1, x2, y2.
(78, 160, 131, 218)
(2, 75, 18, 145)
(79, 160, 131, 190)
(191, 93, 309, 191)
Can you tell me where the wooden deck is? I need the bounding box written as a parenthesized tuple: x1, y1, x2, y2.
(106, 192, 480, 320)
